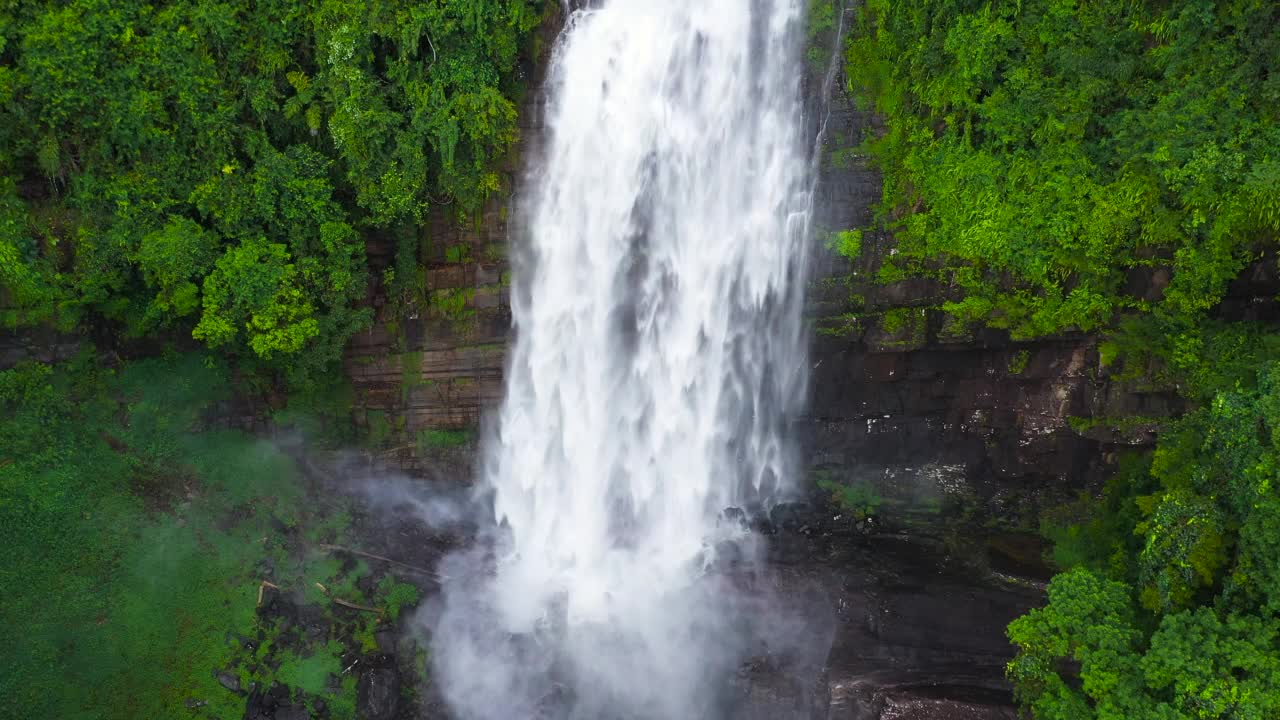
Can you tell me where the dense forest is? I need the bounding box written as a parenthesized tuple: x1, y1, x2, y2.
(846, 0, 1280, 717)
(0, 0, 544, 385)
(0, 1, 545, 718)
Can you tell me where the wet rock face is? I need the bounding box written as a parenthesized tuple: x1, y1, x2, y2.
(726, 659, 830, 720)
(836, 692, 1019, 720)
(356, 659, 401, 720)
(245, 685, 304, 720)
(339, 4, 568, 479)
(273, 706, 310, 720)
(715, 510, 1041, 720)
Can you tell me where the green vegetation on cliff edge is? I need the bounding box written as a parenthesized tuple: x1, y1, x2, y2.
(0, 0, 546, 386)
(847, 0, 1280, 717)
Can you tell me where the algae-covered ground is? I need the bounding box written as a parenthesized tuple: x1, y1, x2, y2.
(0, 352, 425, 720)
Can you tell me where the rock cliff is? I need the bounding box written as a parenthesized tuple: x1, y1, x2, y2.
(335, 4, 1111, 717)
(336, 3, 1273, 718)
(316, 6, 1280, 708)
(343, 0, 1171, 511)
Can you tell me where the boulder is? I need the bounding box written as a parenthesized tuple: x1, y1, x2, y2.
(357, 664, 401, 720)
(274, 705, 309, 720)
(215, 670, 241, 693)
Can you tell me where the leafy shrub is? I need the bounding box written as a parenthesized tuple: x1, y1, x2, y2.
(818, 475, 883, 520)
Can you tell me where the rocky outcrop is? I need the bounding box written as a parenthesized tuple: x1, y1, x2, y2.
(356, 659, 402, 720)
(0, 326, 82, 368)
(709, 502, 1040, 720)
(794, 521, 1039, 720)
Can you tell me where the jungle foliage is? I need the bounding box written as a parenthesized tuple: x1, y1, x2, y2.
(846, 0, 1280, 339)
(0, 5, 543, 713)
(1013, 370, 1280, 719)
(0, 353, 421, 720)
(0, 0, 545, 385)
(847, 1, 1280, 717)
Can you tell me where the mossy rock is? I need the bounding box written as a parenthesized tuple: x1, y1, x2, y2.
(866, 307, 928, 352)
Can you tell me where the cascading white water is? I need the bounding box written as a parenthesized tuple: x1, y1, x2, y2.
(433, 2, 812, 717)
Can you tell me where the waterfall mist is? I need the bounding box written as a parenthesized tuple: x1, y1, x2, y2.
(428, 1, 815, 717)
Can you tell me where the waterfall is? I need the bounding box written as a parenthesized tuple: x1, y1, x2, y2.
(432, 1, 813, 717)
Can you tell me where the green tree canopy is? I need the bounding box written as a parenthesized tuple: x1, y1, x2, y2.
(0, 0, 545, 383)
(847, 0, 1280, 339)
(1009, 365, 1280, 718)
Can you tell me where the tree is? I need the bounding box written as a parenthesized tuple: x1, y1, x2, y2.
(193, 236, 319, 358)
(1008, 366, 1280, 718)
(0, 0, 547, 383)
(845, 0, 1280, 339)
